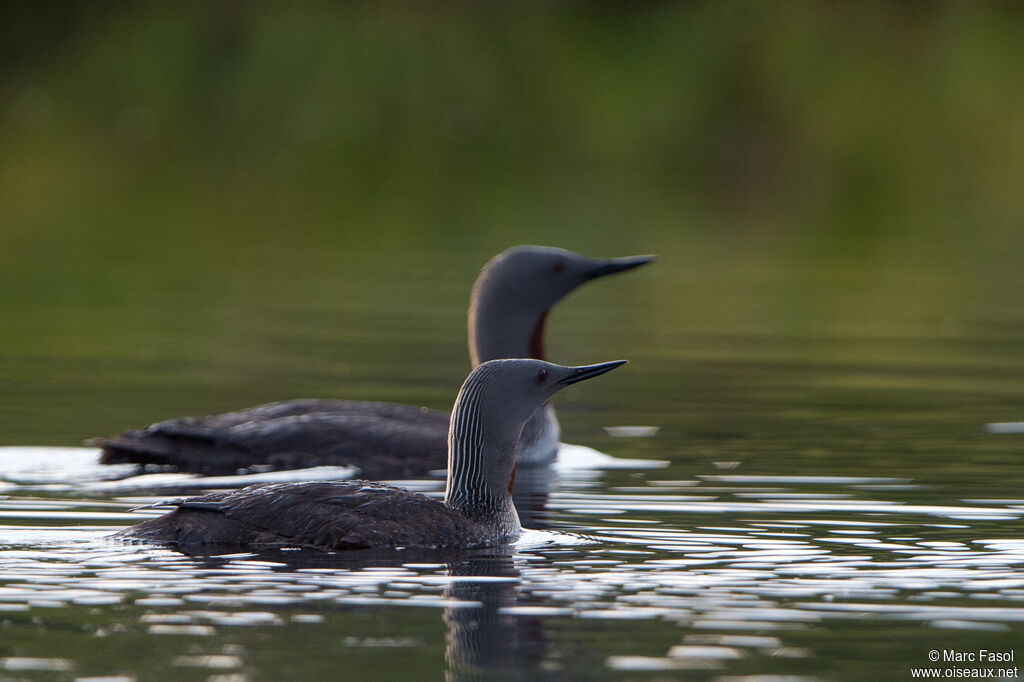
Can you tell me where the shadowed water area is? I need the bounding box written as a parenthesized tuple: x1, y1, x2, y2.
(4, 3, 1024, 680)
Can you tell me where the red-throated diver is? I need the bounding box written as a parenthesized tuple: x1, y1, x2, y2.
(93, 246, 653, 477)
(115, 358, 626, 550)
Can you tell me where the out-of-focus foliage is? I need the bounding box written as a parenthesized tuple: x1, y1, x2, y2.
(1, 2, 1023, 444)
(5, 3, 1024, 248)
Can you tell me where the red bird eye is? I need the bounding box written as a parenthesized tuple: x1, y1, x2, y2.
(537, 368, 547, 382)
(552, 261, 565, 273)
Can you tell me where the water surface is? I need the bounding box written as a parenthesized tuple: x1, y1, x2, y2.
(2, 431, 1023, 682)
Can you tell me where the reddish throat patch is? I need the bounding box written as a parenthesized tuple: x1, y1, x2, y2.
(529, 312, 548, 360)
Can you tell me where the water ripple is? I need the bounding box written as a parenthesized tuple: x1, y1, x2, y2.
(1, 448, 1023, 679)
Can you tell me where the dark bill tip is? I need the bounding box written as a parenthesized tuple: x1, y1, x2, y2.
(588, 254, 658, 279)
(560, 359, 628, 385)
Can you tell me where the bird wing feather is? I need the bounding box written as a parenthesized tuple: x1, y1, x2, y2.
(137, 481, 480, 550)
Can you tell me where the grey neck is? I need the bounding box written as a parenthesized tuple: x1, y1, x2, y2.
(443, 376, 521, 538)
(444, 442, 521, 538)
(518, 403, 560, 465)
(468, 304, 542, 367)
(467, 262, 546, 367)
(467, 276, 559, 463)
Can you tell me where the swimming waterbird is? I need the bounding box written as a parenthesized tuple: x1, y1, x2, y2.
(93, 246, 653, 477)
(116, 358, 626, 550)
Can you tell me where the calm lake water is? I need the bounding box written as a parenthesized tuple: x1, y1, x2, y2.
(2, 238, 1024, 681)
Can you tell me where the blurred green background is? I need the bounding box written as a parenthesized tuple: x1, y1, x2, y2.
(2, 2, 1023, 476)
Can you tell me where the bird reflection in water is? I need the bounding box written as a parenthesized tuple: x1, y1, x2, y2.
(444, 551, 544, 682)
(164, 545, 548, 680)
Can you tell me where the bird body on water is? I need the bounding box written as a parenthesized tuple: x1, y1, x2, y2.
(117, 358, 626, 550)
(94, 246, 653, 477)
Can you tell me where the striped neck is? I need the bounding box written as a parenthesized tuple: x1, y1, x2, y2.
(443, 364, 521, 533)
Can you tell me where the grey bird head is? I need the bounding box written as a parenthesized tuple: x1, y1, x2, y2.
(468, 246, 656, 366)
(445, 358, 627, 515)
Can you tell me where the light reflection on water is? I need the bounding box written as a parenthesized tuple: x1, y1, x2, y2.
(1, 448, 1024, 680)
